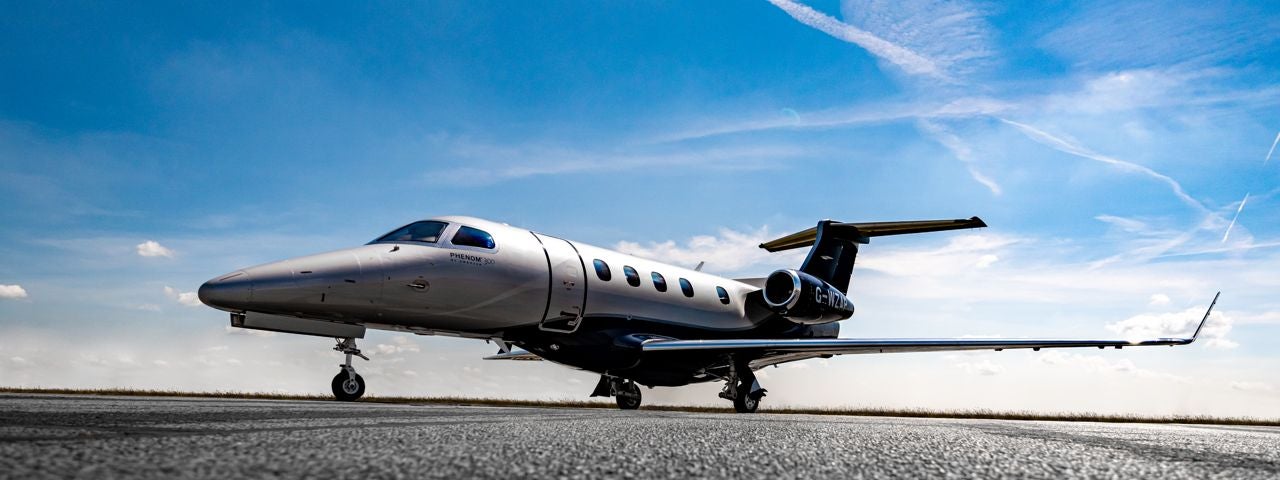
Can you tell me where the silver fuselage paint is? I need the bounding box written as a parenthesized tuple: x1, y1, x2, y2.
(200, 216, 765, 337)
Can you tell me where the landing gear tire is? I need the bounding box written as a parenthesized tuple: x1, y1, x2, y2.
(615, 382, 642, 410)
(331, 371, 365, 401)
(331, 337, 368, 402)
(733, 386, 760, 413)
(721, 356, 764, 413)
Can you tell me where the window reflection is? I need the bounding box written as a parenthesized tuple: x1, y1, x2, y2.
(652, 272, 667, 292)
(374, 221, 448, 243)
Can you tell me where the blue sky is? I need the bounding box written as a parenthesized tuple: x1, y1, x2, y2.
(2, 1, 1279, 417)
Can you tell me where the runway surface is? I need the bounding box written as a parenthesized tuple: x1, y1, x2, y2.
(1, 394, 1277, 479)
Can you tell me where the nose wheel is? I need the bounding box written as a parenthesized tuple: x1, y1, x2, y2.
(332, 371, 365, 401)
(331, 338, 369, 402)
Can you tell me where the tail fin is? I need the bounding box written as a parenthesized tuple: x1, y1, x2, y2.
(760, 217, 987, 293)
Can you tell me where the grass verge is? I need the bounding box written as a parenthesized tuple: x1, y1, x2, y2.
(2, 387, 1276, 427)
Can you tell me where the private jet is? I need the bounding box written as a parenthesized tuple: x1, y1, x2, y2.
(198, 216, 1217, 412)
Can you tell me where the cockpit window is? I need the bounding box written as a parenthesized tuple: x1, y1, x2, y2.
(374, 221, 448, 244)
(452, 226, 496, 249)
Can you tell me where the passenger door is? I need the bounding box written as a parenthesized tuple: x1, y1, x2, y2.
(532, 233, 587, 333)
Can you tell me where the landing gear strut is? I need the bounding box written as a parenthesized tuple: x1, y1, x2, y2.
(331, 338, 368, 401)
(718, 356, 766, 413)
(590, 375, 642, 410)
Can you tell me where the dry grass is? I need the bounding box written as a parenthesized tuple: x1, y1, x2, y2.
(3, 387, 1276, 427)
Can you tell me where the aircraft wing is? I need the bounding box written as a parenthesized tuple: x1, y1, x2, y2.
(643, 293, 1219, 360)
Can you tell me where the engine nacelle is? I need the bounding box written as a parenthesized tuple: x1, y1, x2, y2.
(762, 269, 855, 324)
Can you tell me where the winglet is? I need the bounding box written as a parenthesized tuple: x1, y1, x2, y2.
(1188, 292, 1221, 342)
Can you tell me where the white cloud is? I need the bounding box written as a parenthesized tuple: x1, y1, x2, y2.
(1204, 338, 1239, 349)
(1095, 215, 1156, 235)
(423, 136, 810, 185)
(374, 336, 421, 355)
(1038, 1, 1278, 68)
(224, 325, 275, 337)
(614, 226, 803, 276)
(0, 284, 28, 299)
(765, 0, 945, 79)
(136, 240, 175, 258)
(1041, 69, 1214, 115)
(1037, 351, 1187, 382)
(1148, 294, 1170, 306)
(1230, 381, 1274, 393)
(974, 254, 998, 269)
(954, 359, 1003, 376)
(858, 234, 1018, 278)
(1105, 307, 1233, 348)
(839, 0, 994, 79)
(1229, 311, 1280, 326)
(164, 286, 203, 307)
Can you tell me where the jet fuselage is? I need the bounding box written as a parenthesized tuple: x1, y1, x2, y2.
(199, 216, 837, 387)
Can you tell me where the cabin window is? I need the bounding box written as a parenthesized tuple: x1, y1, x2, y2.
(652, 272, 668, 292)
(451, 226, 496, 249)
(679, 278, 694, 298)
(716, 286, 731, 305)
(373, 221, 448, 244)
(593, 259, 611, 281)
(623, 266, 640, 287)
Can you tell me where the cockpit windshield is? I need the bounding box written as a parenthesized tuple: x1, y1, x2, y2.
(373, 221, 448, 244)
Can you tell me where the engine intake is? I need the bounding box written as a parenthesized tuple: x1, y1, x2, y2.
(762, 269, 855, 324)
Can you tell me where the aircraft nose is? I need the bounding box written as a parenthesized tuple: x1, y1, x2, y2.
(198, 270, 253, 312)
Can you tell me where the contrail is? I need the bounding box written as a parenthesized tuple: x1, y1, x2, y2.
(764, 0, 944, 79)
(1222, 193, 1249, 243)
(999, 118, 1209, 214)
(1265, 132, 1280, 166)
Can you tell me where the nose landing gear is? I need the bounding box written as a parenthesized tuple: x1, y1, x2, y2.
(332, 338, 369, 401)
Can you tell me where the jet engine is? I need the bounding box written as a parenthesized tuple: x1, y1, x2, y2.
(762, 269, 855, 324)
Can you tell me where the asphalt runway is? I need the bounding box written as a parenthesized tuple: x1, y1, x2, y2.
(1, 394, 1277, 479)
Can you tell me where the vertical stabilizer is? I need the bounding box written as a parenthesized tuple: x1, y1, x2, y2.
(799, 221, 859, 293)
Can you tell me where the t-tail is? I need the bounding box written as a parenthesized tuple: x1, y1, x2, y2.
(757, 217, 987, 324)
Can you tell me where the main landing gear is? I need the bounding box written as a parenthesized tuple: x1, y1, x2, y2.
(719, 357, 767, 413)
(332, 338, 369, 401)
(590, 375, 642, 410)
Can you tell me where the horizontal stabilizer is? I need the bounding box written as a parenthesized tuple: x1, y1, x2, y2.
(760, 217, 987, 252)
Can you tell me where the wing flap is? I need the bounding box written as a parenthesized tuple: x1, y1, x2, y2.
(483, 349, 544, 361)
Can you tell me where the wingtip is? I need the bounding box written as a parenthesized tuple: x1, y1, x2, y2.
(1189, 291, 1221, 341)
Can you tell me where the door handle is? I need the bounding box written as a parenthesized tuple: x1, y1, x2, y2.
(406, 279, 429, 291)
